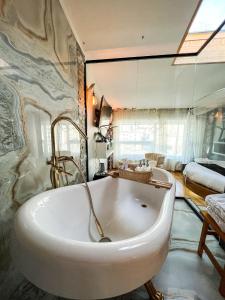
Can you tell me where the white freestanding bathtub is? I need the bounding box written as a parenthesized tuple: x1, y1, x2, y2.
(12, 168, 175, 299)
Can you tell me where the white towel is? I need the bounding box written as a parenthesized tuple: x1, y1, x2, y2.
(205, 193, 225, 232)
(183, 162, 225, 193)
(205, 193, 225, 221)
(207, 206, 225, 232)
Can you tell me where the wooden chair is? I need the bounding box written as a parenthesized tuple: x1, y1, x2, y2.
(198, 211, 225, 297)
(145, 153, 165, 168)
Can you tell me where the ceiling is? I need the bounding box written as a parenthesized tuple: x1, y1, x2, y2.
(60, 0, 200, 59)
(87, 60, 225, 109)
(60, 0, 225, 109)
(87, 59, 195, 109)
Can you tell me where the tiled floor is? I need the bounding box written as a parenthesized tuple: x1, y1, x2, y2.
(1, 199, 224, 300)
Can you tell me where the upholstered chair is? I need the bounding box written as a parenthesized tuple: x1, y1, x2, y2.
(144, 153, 165, 168)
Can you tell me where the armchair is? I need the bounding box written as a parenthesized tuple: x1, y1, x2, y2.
(144, 153, 165, 168)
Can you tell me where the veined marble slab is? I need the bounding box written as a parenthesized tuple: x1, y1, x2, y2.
(0, 0, 86, 293)
(0, 77, 24, 156)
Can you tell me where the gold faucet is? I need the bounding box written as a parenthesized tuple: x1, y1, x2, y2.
(47, 122, 109, 241)
(47, 116, 88, 188)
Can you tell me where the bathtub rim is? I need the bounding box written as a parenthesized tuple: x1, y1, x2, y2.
(13, 168, 175, 263)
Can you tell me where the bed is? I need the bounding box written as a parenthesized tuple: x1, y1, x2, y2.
(183, 162, 225, 198)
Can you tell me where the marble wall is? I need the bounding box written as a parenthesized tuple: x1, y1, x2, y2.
(0, 0, 86, 298)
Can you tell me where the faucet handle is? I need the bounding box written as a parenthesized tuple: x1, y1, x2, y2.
(58, 155, 74, 162)
(54, 166, 72, 176)
(46, 159, 53, 165)
(47, 159, 73, 177)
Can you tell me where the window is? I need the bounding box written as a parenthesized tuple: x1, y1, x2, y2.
(115, 120, 185, 161)
(117, 124, 155, 160)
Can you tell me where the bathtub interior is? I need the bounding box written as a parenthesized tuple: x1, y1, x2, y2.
(31, 168, 171, 243)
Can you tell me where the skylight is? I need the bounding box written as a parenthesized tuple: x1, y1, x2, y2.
(189, 0, 225, 34)
(174, 0, 225, 64)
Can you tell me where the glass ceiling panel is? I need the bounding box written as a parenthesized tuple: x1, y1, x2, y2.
(190, 0, 225, 33)
(177, 0, 225, 55)
(175, 24, 225, 64)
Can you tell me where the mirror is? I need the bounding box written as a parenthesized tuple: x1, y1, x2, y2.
(87, 56, 225, 170)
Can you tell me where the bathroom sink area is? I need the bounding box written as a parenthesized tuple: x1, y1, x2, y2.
(11, 168, 175, 299)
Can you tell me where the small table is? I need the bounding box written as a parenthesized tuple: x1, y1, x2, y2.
(198, 210, 225, 297)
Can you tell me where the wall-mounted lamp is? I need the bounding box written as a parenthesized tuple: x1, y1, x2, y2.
(92, 91, 97, 106)
(88, 83, 97, 106)
(215, 109, 223, 120)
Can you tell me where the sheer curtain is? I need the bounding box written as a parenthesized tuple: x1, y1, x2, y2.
(113, 109, 198, 166)
(191, 111, 207, 159)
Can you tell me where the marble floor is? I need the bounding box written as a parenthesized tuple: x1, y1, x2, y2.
(153, 200, 225, 300)
(0, 199, 224, 300)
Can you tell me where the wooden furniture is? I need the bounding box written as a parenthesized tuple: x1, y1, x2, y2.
(118, 169, 152, 183)
(117, 160, 138, 170)
(185, 176, 218, 198)
(145, 153, 165, 168)
(108, 170, 172, 190)
(148, 178, 172, 189)
(198, 211, 225, 297)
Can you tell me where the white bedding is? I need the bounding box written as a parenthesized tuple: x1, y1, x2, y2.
(206, 194, 225, 232)
(183, 162, 225, 193)
(195, 158, 225, 168)
(207, 206, 225, 232)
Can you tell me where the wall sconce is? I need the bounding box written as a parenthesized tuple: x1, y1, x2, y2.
(215, 109, 223, 120)
(88, 83, 97, 106)
(92, 91, 97, 106)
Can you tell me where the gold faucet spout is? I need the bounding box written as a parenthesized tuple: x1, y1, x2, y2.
(48, 116, 88, 188)
(51, 116, 87, 158)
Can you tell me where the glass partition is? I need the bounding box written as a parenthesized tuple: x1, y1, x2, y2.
(192, 63, 225, 165)
(87, 56, 225, 169)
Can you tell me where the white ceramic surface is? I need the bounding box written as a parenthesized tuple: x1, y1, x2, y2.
(11, 168, 175, 299)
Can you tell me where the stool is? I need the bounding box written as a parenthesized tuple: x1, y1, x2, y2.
(198, 210, 225, 297)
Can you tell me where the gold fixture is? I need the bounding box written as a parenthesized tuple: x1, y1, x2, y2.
(144, 280, 164, 300)
(47, 116, 87, 189)
(88, 83, 97, 106)
(47, 116, 111, 242)
(92, 91, 97, 105)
